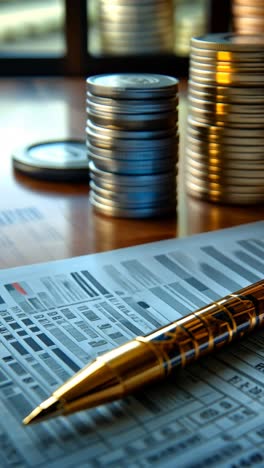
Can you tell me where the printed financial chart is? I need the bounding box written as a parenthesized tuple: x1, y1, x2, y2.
(0, 221, 263, 468)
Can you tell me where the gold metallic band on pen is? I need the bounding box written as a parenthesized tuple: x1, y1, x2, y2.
(145, 281, 264, 373)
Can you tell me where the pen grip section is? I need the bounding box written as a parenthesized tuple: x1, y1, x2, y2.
(144, 280, 264, 375)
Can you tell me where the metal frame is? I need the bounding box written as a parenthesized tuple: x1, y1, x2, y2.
(0, 0, 231, 77)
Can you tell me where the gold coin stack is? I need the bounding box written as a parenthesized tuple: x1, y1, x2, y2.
(98, 0, 174, 55)
(185, 32, 264, 205)
(232, 0, 264, 34)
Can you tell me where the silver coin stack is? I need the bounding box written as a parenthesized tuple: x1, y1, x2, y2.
(86, 74, 179, 218)
(232, 0, 264, 35)
(97, 0, 174, 55)
(186, 32, 264, 205)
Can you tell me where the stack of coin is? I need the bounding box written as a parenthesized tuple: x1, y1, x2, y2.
(174, 1, 207, 57)
(98, 0, 174, 55)
(232, 0, 264, 35)
(86, 74, 179, 218)
(186, 32, 264, 205)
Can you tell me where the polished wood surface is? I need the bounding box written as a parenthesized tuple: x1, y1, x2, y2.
(0, 77, 263, 269)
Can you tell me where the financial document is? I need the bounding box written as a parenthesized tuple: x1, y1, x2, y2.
(0, 221, 264, 468)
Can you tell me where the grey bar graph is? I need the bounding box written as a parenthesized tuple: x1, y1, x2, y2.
(201, 246, 259, 283)
(233, 251, 264, 275)
(124, 298, 162, 328)
(238, 240, 264, 259)
(200, 262, 242, 291)
(168, 282, 207, 308)
(155, 254, 188, 279)
(151, 287, 192, 315)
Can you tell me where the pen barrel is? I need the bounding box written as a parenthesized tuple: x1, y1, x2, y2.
(141, 280, 264, 375)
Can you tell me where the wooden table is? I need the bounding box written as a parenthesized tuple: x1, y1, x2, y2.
(0, 77, 263, 270)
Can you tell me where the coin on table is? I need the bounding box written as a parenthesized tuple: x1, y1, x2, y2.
(12, 140, 88, 181)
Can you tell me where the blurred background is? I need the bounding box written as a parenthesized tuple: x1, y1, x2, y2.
(0, 0, 231, 77)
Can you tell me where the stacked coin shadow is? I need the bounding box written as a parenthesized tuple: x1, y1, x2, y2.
(185, 32, 264, 205)
(86, 74, 179, 218)
(97, 0, 174, 55)
(232, 0, 264, 35)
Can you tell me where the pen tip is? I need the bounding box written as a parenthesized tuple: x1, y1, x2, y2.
(23, 396, 63, 425)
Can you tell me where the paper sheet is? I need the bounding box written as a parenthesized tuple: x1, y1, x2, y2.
(0, 221, 264, 467)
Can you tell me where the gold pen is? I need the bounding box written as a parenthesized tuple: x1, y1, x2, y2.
(23, 279, 264, 425)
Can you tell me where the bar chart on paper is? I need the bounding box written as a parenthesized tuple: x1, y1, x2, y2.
(0, 221, 263, 467)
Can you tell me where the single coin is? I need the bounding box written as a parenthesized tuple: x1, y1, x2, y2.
(186, 143, 264, 160)
(188, 88, 264, 104)
(233, 15, 264, 27)
(191, 46, 264, 62)
(86, 120, 176, 140)
(89, 161, 176, 186)
(90, 181, 176, 204)
(187, 132, 264, 149)
(189, 107, 264, 127)
(191, 33, 264, 51)
(101, 37, 173, 49)
(86, 93, 178, 113)
(90, 193, 176, 218)
(91, 190, 175, 210)
(91, 173, 176, 193)
(88, 150, 176, 175)
(190, 59, 264, 72)
(188, 80, 264, 97)
(233, 0, 264, 6)
(186, 164, 264, 185)
(86, 125, 178, 151)
(188, 95, 264, 114)
(87, 107, 177, 131)
(187, 116, 264, 138)
(186, 139, 263, 157)
(190, 67, 264, 86)
(187, 156, 264, 173)
(86, 141, 179, 161)
(186, 180, 263, 205)
(87, 74, 178, 99)
(186, 173, 264, 194)
(12, 140, 88, 181)
(99, 16, 173, 29)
